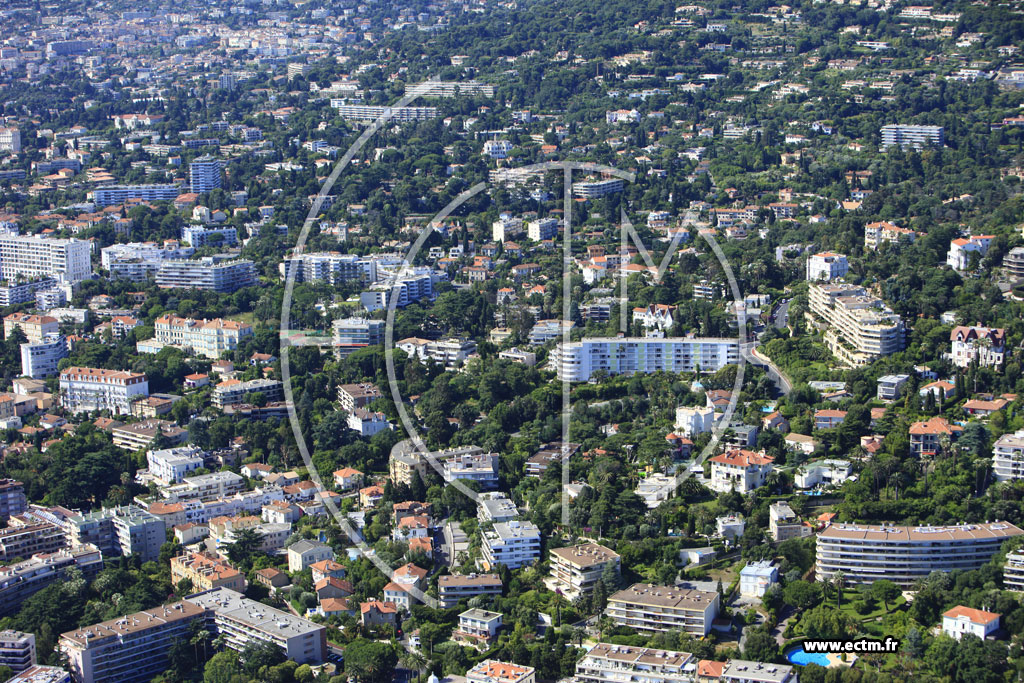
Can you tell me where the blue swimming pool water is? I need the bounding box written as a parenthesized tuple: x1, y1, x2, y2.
(787, 647, 831, 667)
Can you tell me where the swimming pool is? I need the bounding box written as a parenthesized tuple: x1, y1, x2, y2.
(786, 646, 831, 667)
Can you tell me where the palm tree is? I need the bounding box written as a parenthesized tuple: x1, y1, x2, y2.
(833, 571, 846, 609)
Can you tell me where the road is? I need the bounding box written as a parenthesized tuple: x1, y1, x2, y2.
(746, 344, 793, 396)
(772, 299, 791, 331)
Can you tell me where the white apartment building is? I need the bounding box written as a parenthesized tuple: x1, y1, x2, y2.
(720, 660, 797, 683)
(0, 630, 36, 674)
(1002, 551, 1024, 592)
(478, 493, 519, 524)
(880, 124, 944, 148)
(0, 128, 21, 153)
(709, 449, 774, 493)
(769, 501, 811, 542)
(548, 543, 620, 598)
(481, 520, 541, 569)
(147, 446, 206, 484)
(455, 609, 503, 646)
(526, 218, 558, 241)
(212, 379, 283, 409)
(492, 216, 524, 242)
(808, 283, 904, 366)
(633, 304, 677, 332)
(949, 325, 1005, 368)
(740, 561, 778, 597)
(805, 252, 848, 281)
(333, 317, 385, 357)
(605, 583, 719, 635)
(443, 452, 499, 489)
(483, 140, 513, 159)
(992, 430, 1024, 482)
(438, 573, 503, 608)
(551, 337, 739, 382)
(946, 235, 994, 270)
(816, 521, 1024, 587)
(59, 367, 149, 415)
(0, 235, 91, 282)
(399, 337, 477, 370)
(942, 606, 1000, 641)
(20, 334, 68, 379)
(189, 156, 222, 194)
(794, 459, 851, 489)
(153, 315, 253, 359)
(675, 405, 715, 437)
(576, 643, 694, 683)
(330, 103, 439, 122)
(181, 226, 237, 248)
(573, 178, 624, 198)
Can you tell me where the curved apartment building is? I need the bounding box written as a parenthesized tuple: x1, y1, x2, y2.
(816, 521, 1024, 587)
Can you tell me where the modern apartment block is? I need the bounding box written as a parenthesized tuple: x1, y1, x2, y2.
(0, 630, 36, 674)
(0, 278, 57, 306)
(330, 103, 439, 122)
(0, 545, 103, 618)
(949, 325, 1005, 368)
(576, 643, 694, 683)
(146, 446, 206, 484)
(0, 127, 22, 153)
(155, 258, 257, 292)
(880, 124, 944, 148)
(20, 334, 69, 379)
(0, 479, 27, 521)
(212, 378, 283, 408)
(153, 315, 253, 358)
(60, 600, 208, 683)
(184, 587, 327, 664)
(189, 155, 223, 193)
(390, 445, 487, 487)
(438, 573, 504, 608)
(1002, 551, 1024, 592)
(181, 225, 237, 248)
(281, 252, 397, 284)
(0, 235, 92, 284)
(481, 520, 541, 569)
(572, 178, 625, 198)
(92, 184, 181, 207)
(59, 367, 149, 415)
(67, 506, 167, 563)
(993, 430, 1024, 482)
(605, 583, 719, 636)
(332, 317, 385, 357)
(769, 501, 811, 542)
(815, 521, 1024, 587)
(548, 543, 620, 598)
(443, 451, 499, 490)
(550, 337, 740, 382)
(0, 522, 66, 562)
(337, 382, 383, 412)
(805, 252, 848, 281)
(807, 282, 904, 366)
(720, 660, 797, 683)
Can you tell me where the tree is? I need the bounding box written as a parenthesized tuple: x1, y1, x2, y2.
(869, 579, 900, 611)
(204, 651, 243, 683)
(225, 527, 263, 570)
(345, 639, 397, 683)
(240, 640, 285, 676)
(782, 580, 822, 610)
(742, 625, 779, 663)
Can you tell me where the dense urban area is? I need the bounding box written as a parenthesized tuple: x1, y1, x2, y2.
(0, 0, 1023, 681)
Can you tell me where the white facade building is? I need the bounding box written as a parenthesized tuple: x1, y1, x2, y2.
(992, 430, 1024, 482)
(551, 337, 739, 382)
(20, 335, 68, 379)
(59, 367, 149, 415)
(941, 606, 1000, 641)
(806, 252, 848, 281)
(675, 405, 715, 437)
(576, 643, 694, 683)
(947, 235, 993, 270)
(0, 236, 92, 284)
(949, 325, 1005, 369)
(481, 520, 541, 569)
(147, 447, 206, 484)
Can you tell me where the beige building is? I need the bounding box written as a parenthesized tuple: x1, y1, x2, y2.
(816, 521, 1024, 587)
(153, 315, 253, 359)
(576, 643, 694, 683)
(605, 583, 719, 635)
(548, 543, 620, 598)
(170, 552, 246, 593)
(4, 314, 58, 343)
(466, 660, 536, 683)
(808, 282, 904, 366)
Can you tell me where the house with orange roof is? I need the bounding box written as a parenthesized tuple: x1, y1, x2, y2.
(909, 416, 963, 457)
(709, 449, 774, 493)
(942, 605, 1001, 640)
(697, 660, 725, 683)
(359, 485, 385, 508)
(813, 409, 847, 430)
(310, 559, 346, 583)
(319, 597, 354, 617)
(920, 379, 957, 401)
(332, 467, 364, 490)
(360, 599, 398, 627)
(466, 659, 536, 683)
